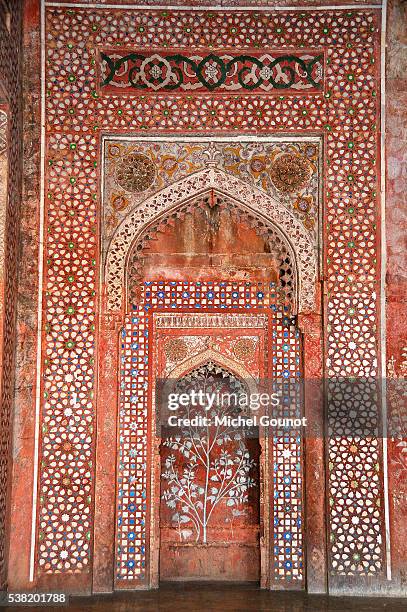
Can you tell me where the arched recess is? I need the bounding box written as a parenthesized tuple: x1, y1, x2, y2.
(127, 190, 297, 309)
(104, 166, 318, 315)
(152, 353, 265, 583)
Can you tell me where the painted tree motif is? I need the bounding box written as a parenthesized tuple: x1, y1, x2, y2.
(161, 362, 257, 543)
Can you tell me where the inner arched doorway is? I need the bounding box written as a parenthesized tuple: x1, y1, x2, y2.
(159, 361, 261, 582)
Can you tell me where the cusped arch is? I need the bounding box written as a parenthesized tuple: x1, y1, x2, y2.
(105, 166, 317, 314)
(166, 348, 259, 398)
(127, 189, 297, 308)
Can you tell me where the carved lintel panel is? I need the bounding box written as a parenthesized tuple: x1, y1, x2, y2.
(99, 49, 324, 95)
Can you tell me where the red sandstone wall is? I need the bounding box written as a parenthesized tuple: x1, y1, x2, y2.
(7, 0, 407, 596)
(7, 0, 41, 590)
(385, 0, 407, 592)
(0, 0, 23, 591)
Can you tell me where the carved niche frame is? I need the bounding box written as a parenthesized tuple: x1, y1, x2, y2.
(93, 134, 325, 593)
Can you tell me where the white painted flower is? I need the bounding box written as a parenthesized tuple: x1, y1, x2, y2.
(259, 65, 272, 80)
(150, 64, 162, 79)
(60, 550, 68, 559)
(204, 61, 219, 81)
(62, 514, 69, 522)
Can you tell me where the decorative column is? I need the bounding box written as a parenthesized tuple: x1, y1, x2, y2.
(298, 310, 327, 594)
(92, 308, 123, 593)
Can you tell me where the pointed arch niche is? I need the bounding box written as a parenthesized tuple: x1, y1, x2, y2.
(94, 151, 325, 595)
(157, 356, 262, 582)
(104, 165, 318, 316)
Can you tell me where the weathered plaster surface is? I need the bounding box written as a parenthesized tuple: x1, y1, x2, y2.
(7, 0, 39, 589)
(386, 0, 407, 593)
(0, 0, 23, 591)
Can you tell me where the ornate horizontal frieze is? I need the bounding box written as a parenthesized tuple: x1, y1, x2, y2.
(154, 313, 268, 329)
(99, 49, 324, 95)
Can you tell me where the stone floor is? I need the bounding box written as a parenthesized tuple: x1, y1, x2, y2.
(4, 583, 406, 612)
